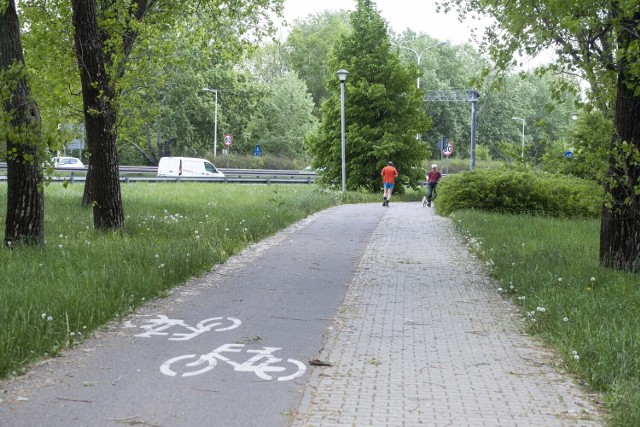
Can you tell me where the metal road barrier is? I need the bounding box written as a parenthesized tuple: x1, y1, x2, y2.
(0, 163, 317, 185)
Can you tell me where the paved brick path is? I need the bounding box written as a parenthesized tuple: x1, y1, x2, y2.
(293, 202, 603, 426)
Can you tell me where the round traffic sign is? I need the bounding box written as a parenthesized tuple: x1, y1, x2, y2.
(442, 141, 454, 157)
(223, 134, 233, 147)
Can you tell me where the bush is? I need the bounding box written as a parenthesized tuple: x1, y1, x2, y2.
(203, 153, 307, 170)
(435, 168, 602, 218)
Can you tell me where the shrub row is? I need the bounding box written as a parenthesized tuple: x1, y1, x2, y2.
(436, 168, 602, 218)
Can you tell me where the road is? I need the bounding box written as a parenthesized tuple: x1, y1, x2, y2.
(0, 204, 384, 427)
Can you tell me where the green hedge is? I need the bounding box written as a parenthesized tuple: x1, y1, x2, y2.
(435, 169, 602, 218)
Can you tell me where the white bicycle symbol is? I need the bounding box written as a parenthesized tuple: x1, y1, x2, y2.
(160, 343, 306, 382)
(136, 315, 241, 341)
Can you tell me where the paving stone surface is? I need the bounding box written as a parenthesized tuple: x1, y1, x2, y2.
(293, 202, 603, 427)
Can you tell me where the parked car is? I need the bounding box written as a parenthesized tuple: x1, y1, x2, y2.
(157, 157, 225, 178)
(52, 157, 85, 169)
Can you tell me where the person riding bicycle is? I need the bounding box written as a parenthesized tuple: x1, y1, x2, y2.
(425, 164, 441, 207)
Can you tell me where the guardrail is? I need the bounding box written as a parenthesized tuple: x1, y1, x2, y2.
(0, 163, 318, 185)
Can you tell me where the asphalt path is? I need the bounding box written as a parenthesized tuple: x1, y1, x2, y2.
(0, 204, 385, 427)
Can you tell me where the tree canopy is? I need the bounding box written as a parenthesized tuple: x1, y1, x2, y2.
(307, 0, 428, 192)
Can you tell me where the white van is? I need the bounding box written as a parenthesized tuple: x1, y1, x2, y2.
(157, 157, 225, 178)
(52, 156, 85, 169)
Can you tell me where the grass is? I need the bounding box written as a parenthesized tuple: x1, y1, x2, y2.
(0, 182, 418, 379)
(451, 210, 640, 426)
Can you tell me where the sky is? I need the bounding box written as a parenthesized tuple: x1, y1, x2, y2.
(281, 0, 486, 46)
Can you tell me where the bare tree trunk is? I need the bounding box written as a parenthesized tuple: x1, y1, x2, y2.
(71, 0, 124, 230)
(599, 8, 640, 272)
(1, 0, 45, 247)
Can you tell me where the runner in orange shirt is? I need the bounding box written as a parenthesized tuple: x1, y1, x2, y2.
(381, 161, 398, 207)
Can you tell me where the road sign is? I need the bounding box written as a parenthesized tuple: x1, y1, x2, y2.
(254, 145, 261, 157)
(437, 138, 447, 150)
(223, 134, 233, 147)
(564, 151, 573, 158)
(442, 141, 454, 157)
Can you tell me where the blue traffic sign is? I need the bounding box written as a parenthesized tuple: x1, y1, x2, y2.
(254, 145, 261, 157)
(564, 151, 573, 158)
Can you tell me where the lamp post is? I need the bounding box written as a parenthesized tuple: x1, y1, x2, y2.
(512, 116, 525, 160)
(336, 69, 349, 193)
(570, 112, 578, 152)
(202, 88, 218, 159)
(395, 41, 447, 88)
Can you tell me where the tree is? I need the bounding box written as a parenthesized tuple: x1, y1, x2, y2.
(285, 11, 351, 114)
(246, 72, 317, 158)
(67, 0, 284, 230)
(307, 0, 428, 192)
(1, 0, 45, 247)
(442, 0, 640, 271)
(70, 0, 124, 229)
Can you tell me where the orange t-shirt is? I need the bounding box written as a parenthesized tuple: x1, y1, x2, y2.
(381, 166, 398, 184)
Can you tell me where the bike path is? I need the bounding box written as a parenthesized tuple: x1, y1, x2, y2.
(0, 202, 604, 427)
(0, 204, 385, 427)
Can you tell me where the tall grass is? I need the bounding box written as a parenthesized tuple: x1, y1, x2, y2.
(452, 210, 640, 426)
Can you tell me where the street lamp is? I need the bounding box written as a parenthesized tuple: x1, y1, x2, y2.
(570, 112, 578, 152)
(202, 88, 218, 159)
(395, 41, 447, 88)
(336, 69, 349, 193)
(512, 117, 525, 160)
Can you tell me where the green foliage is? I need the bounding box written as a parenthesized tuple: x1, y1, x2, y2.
(436, 167, 601, 218)
(199, 153, 307, 170)
(440, 0, 618, 111)
(307, 0, 428, 193)
(453, 210, 640, 425)
(18, 0, 81, 156)
(478, 73, 581, 164)
(285, 10, 351, 113)
(246, 72, 318, 157)
(541, 112, 611, 183)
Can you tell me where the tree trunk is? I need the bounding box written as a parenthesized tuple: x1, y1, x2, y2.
(1, 0, 45, 247)
(599, 8, 640, 273)
(71, 0, 124, 230)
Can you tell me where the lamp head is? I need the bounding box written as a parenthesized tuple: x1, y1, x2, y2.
(336, 69, 349, 83)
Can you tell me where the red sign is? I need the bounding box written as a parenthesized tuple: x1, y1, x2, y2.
(223, 134, 233, 147)
(442, 141, 454, 157)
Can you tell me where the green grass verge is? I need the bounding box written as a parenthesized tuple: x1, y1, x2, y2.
(451, 210, 640, 426)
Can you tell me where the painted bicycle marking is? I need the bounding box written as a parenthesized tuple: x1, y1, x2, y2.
(136, 315, 241, 341)
(160, 343, 306, 382)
